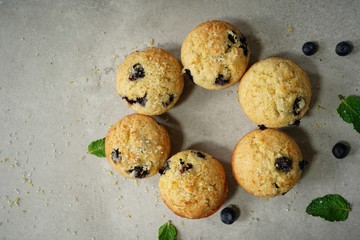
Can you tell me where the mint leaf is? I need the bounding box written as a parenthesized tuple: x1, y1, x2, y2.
(87, 138, 106, 157)
(306, 194, 351, 222)
(337, 95, 360, 134)
(158, 220, 177, 240)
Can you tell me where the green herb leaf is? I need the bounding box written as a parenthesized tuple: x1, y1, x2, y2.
(306, 194, 351, 222)
(87, 138, 106, 157)
(158, 220, 177, 240)
(337, 95, 360, 134)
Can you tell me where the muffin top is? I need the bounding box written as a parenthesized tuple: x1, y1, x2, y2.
(159, 150, 228, 219)
(116, 47, 184, 115)
(238, 57, 311, 128)
(232, 129, 304, 197)
(181, 20, 250, 90)
(105, 114, 171, 179)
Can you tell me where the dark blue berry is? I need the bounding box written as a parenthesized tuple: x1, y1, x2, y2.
(137, 94, 148, 106)
(111, 148, 122, 164)
(179, 159, 193, 174)
(215, 74, 230, 86)
(332, 142, 350, 159)
(122, 93, 148, 106)
(191, 151, 206, 159)
(335, 41, 352, 56)
(127, 166, 149, 178)
(220, 205, 239, 224)
(161, 94, 174, 107)
(129, 63, 145, 80)
(196, 152, 205, 159)
(302, 42, 317, 56)
(159, 160, 171, 175)
(292, 97, 304, 116)
(275, 157, 293, 173)
(290, 119, 301, 126)
(228, 34, 236, 44)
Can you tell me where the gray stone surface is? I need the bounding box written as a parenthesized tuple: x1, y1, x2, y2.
(0, 0, 359, 239)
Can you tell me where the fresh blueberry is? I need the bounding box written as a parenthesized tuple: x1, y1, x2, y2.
(335, 41, 352, 56)
(275, 157, 293, 173)
(302, 42, 318, 56)
(332, 142, 350, 159)
(220, 205, 239, 225)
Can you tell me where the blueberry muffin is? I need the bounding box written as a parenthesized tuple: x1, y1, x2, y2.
(116, 48, 184, 115)
(232, 129, 305, 197)
(159, 150, 228, 219)
(238, 57, 311, 128)
(181, 20, 250, 90)
(105, 114, 171, 179)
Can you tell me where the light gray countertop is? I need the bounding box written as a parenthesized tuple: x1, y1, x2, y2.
(1, 0, 359, 239)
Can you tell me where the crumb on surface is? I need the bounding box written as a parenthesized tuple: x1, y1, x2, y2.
(9, 197, 20, 207)
(226, 90, 233, 96)
(149, 38, 155, 46)
(287, 25, 294, 33)
(92, 66, 100, 75)
(316, 104, 327, 110)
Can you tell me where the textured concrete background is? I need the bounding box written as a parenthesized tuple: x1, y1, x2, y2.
(0, 0, 360, 239)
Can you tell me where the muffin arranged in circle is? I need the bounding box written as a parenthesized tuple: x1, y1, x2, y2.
(105, 114, 171, 179)
(181, 20, 250, 90)
(159, 150, 228, 219)
(116, 47, 184, 115)
(232, 129, 305, 197)
(238, 57, 311, 128)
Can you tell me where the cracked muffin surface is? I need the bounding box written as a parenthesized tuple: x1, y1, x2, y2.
(159, 150, 228, 219)
(105, 114, 171, 179)
(116, 47, 184, 115)
(238, 57, 311, 128)
(181, 20, 250, 90)
(232, 129, 303, 197)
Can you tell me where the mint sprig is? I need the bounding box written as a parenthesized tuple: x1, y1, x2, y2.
(337, 95, 360, 134)
(306, 194, 351, 222)
(87, 138, 106, 157)
(158, 220, 177, 240)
